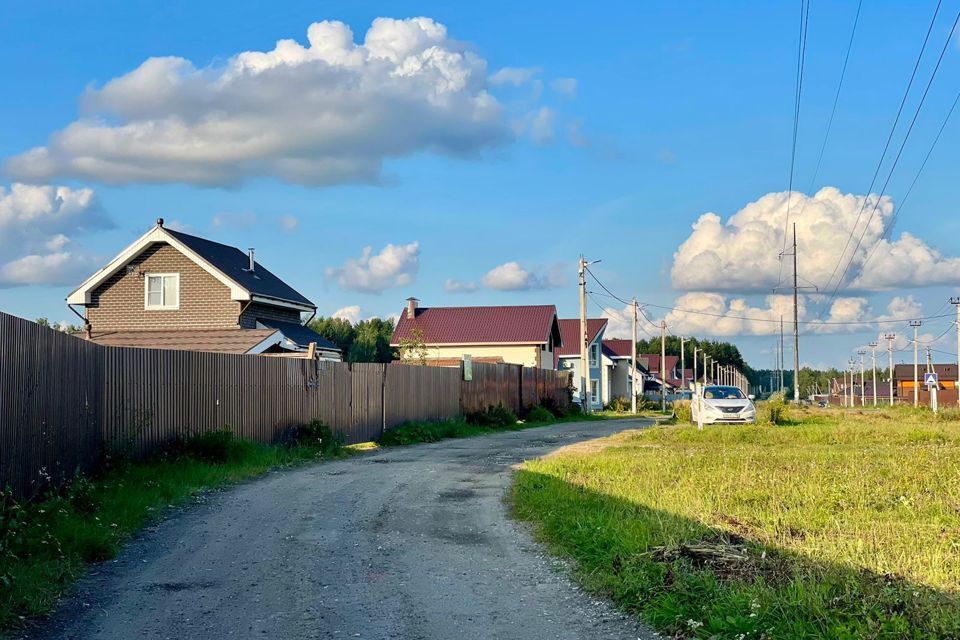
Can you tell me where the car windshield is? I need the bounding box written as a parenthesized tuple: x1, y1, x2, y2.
(703, 386, 745, 400)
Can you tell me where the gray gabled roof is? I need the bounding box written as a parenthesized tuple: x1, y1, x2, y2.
(165, 228, 313, 308)
(257, 318, 340, 352)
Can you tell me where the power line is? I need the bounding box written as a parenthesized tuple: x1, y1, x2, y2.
(858, 88, 960, 274)
(825, 8, 960, 302)
(816, 0, 944, 315)
(778, 0, 812, 288)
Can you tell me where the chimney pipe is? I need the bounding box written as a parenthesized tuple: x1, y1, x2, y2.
(406, 297, 419, 320)
(248, 248, 255, 272)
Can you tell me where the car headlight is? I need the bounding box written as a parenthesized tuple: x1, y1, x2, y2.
(742, 405, 756, 415)
(703, 402, 723, 415)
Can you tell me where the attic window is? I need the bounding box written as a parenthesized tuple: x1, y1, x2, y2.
(145, 273, 179, 310)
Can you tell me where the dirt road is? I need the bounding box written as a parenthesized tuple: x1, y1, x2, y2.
(28, 419, 658, 640)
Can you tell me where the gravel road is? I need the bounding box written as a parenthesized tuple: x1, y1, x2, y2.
(27, 418, 659, 640)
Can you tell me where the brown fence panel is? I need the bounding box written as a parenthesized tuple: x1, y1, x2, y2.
(461, 362, 522, 414)
(0, 313, 101, 499)
(350, 363, 386, 443)
(384, 363, 460, 428)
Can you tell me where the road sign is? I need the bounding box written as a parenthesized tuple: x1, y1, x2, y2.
(924, 372, 939, 386)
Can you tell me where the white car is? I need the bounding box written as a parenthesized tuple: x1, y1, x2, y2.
(691, 385, 757, 424)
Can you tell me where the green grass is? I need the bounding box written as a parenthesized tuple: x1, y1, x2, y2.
(512, 406, 960, 638)
(0, 433, 352, 632)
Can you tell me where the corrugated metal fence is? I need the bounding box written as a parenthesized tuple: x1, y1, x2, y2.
(0, 312, 570, 499)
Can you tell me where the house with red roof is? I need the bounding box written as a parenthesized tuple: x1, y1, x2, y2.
(389, 298, 562, 369)
(638, 354, 685, 393)
(601, 339, 648, 402)
(556, 318, 608, 409)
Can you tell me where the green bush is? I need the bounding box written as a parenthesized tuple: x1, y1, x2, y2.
(759, 392, 788, 425)
(466, 404, 518, 428)
(538, 395, 566, 418)
(604, 396, 631, 412)
(672, 399, 692, 422)
(176, 428, 238, 463)
(380, 419, 467, 445)
(526, 406, 555, 423)
(293, 419, 344, 456)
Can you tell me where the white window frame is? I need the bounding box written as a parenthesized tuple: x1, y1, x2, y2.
(589, 343, 599, 367)
(144, 273, 180, 310)
(590, 380, 599, 404)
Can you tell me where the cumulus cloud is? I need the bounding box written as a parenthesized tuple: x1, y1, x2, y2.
(331, 305, 362, 324)
(444, 278, 478, 293)
(325, 241, 419, 293)
(489, 66, 541, 86)
(6, 18, 519, 187)
(481, 261, 566, 291)
(211, 212, 256, 230)
(529, 107, 556, 145)
(671, 187, 960, 293)
(550, 77, 577, 99)
(0, 183, 109, 288)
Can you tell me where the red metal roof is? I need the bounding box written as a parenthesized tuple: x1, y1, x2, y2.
(602, 338, 634, 358)
(555, 318, 608, 356)
(390, 304, 561, 346)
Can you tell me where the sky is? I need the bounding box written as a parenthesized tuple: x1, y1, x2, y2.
(1, 0, 959, 371)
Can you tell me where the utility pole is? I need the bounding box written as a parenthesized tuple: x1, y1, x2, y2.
(779, 316, 785, 395)
(848, 358, 856, 407)
(693, 346, 699, 390)
(791, 224, 800, 403)
(578, 255, 591, 413)
(926, 346, 933, 374)
(680, 336, 686, 390)
(660, 320, 667, 412)
(885, 333, 896, 406)
(631, 297, 638, 415)
(910, 320, 922, 407)
(703, 353, 709, 384)
(857, 350, 866, 407)
(868, 341, 878, 406)
(952, 297, 960, 374)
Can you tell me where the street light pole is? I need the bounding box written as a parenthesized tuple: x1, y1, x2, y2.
(868, 342, 878, 407)
(885, 333, 896, 406)
(910, 320, 922, 408)
(857, 350, 866, 407)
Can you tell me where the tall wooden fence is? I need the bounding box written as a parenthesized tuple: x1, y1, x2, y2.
(0, 312, 570, 499)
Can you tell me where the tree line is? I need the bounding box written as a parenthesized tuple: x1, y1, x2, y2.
(307, 316, 396, 363)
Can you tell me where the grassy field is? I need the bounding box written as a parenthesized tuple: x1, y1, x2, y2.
(512, 406, 960, 639)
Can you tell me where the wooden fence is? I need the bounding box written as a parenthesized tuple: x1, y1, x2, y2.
(0, 312, 570, 499)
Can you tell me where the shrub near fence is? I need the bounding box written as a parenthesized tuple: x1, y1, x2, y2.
(0, 312, 570, 500)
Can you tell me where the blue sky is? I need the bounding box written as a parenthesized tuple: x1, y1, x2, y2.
(1, 0, 959, 370)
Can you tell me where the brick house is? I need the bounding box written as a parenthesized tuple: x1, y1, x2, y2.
(67, 218, 340, 359)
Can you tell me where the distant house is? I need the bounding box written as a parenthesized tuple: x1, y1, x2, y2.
(601, 339, 648, 402)
(638, 354, 681, 395)
(893, 363, 958, 397)
(67, 218, 340, 359)
(389, 298, 562, 369)
(556, 318, 608, 409)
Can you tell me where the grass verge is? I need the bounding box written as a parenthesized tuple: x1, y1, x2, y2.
(0, 429, 352, 632)
(512, 407, 960, 638)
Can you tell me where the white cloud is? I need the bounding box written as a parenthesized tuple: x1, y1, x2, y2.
(551, 77, 577, 99)
(489, 66, 541, 86)
(331, 305, 362, 324)
(481, 261, 566, 291)
(211, 212, 257, 230)
(277, 215, 299, 233)
(0, 183, 109, 288)
(325, 241, 420, 293)
(6, 18, 518, 187)
(671, 187, 960, 293)
(529, 107, 556, 146)
(444, 278, 478, 293)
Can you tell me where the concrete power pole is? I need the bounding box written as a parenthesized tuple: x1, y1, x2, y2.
(578, 256, 591, 413)
(692, 346, 698, 390)
(868, 341, 878, 406)
(910, 320, 922, 408)
(952, 297, 960, 374)
(779, 316, 785, 395)
(791, 223, 800, 403)
(857, 350, 866, 407)
(631, 298, 638, 415)
(680, 336, 686, 390)
(660, 320, 667, 413)
(885, 333, 896, 406)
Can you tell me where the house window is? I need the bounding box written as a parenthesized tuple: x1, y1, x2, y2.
(590, 380, 599, 404)
(145, 273, 179, 310)
(589, 343, 599, 367)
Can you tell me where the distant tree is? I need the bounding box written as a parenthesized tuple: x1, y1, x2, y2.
(34, 317, 81, 334)
(308, 317, 356, 355)
(348, 318, 396, 363)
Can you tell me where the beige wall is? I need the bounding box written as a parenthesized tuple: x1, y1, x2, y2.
(88, 243, 241, 332)
(399, 343, 545, 368)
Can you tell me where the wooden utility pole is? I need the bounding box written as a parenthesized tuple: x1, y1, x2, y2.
(680, 336, 686, 390)
(631, 297, 638, 414)
(868, 341, 878, 406)
(660, 320, 667, 412)
(885, 333, 896, 406)
(910, 320, 922, 407)
(578, 255, 591, 413)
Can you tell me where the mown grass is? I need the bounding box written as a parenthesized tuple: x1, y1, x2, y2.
(512, 406, 960, 638)
(0, 431, 352, 632)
